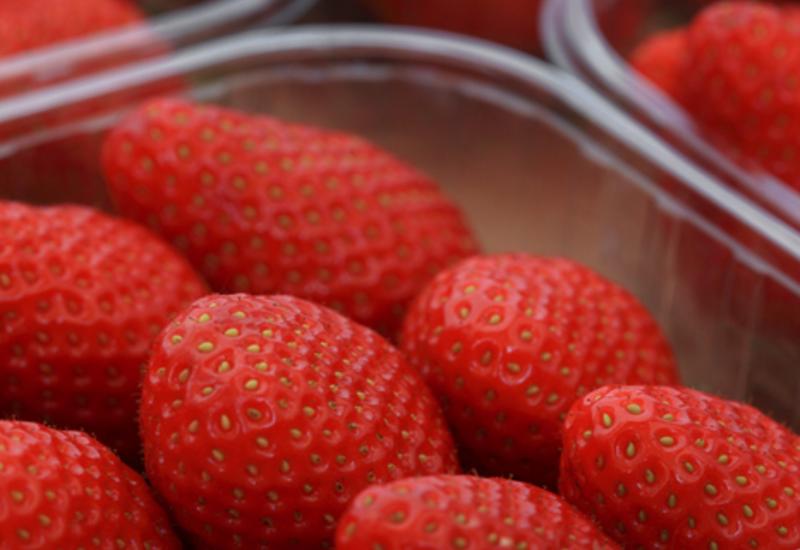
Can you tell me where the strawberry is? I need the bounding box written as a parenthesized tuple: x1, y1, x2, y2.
(101, 98, 478, 335)
(0, 201, 207, 463)
(682, 2, 800, 192)
(0, 0, 142, 59)
(630, 28, 689, 104)
(140, 293, 459, 548)
(336, 474, 620, 549)
(0, 420, 179, 548)
(560, 385, 800, 549)
(400, 254, 680, 486)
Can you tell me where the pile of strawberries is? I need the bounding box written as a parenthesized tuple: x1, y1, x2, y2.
(0, 0, 799, 549)
(1, 91, 799, 549)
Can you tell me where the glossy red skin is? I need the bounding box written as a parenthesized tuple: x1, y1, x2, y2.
(0, 0, 141, 58)
(0, 420, 179, 548)
(0, 201, 208, 463)
(560, 385, 800, 549)
(102, 98, 479, 336)
(400, 254, 679, 486)
(683, 2, 800, 192)
(140, 293, 460, 548)
(631, 28, 688, 104)
(336, 474, 620, 549)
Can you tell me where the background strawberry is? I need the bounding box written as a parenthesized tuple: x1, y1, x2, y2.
(0, 0, 142, 59)
(0, 420, 179, 548)
(102, 98, 479, 336)
(561, 385, 800, 549)
(630, 28, 688, 104)
(682, 2, 800, 192)
(140, 293, 459, 548)
(400, 254, 679, 486)
(0, 201, 207, 463)
(336, 474, 620, 549)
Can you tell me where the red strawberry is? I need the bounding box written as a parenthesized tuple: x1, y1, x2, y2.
(336, 474, 620, 549)
(630, 28, 689, 103)
(0, 0, 142, 59)
(560, 385, 800, 549)
(140, 293, 459, 548)
(683, 2, 800, 192)
(400, 254, 679, 486)
(101, 98, 478, 335)
(0, 201, 207, 463)
(0, 420, 179, 548)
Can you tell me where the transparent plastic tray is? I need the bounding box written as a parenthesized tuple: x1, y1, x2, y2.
(541, 0, 800, 232)
(0, 0, 316, 97)
(2, 26, 800, 425)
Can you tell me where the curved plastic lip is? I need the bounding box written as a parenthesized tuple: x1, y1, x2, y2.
(1, 24, 799, 270)
(0, 0, 318, 85)
(542, 0, 800, 243)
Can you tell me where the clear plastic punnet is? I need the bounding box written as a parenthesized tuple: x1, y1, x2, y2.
(2, 26, 800, 425)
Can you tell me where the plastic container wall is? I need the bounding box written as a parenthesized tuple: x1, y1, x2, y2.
(0, 0, 317, 97)
(2, 27, 800, 425)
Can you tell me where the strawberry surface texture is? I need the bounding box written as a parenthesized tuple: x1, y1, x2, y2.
(0, 201, 208, 463)
(0, 0, 142, 58)
(101, 98, 478, 335)
(336, 474, 621, 549)
(400, 254, 680, 486)
(560, 385, 800, 549)
(0, 420, 179, 548)
(140, 293, 459, 548)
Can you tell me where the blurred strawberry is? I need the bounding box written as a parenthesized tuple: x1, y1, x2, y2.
(102, 98, 478, 335)
(0, 201, 207, 462)
(0, 420, 180, 548)
(400, 254, 680, 486)
(0, 0, 142, 59)
(683, 2, 800, 192)
(630, 28, 688, 103)
(140, 293, 459, 548)
(561, 385, 800, 549)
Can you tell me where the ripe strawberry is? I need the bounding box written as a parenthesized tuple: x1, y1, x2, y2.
(561, 385, 800, 549)
(336, 474, 620, 549)
(400, 254, 680, 486)
(140, 293, 459, 548)
(630, 28, 689, 104)
(0, 0, 142, 59)
(683, 2, 800, 192)
(101, 98, 478, 335)
(0, 201, 207, 463)
(0, 420, 179, 548)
